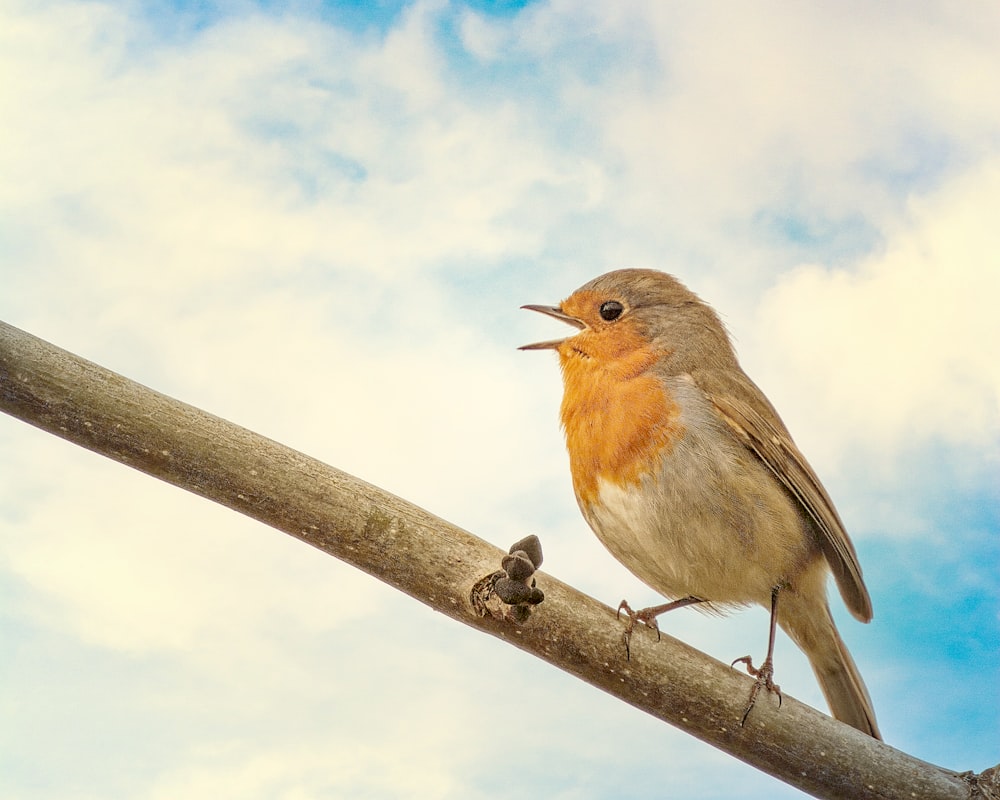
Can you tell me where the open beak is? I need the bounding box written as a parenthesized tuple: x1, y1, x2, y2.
(518, 304, 586, 350)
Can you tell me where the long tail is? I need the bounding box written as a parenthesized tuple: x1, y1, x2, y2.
(779, 592, 881, 739)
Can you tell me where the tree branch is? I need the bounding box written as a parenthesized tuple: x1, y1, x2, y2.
(0, 320, 988, 800)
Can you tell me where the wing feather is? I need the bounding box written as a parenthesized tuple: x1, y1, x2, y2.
(693, 368, 873, 622)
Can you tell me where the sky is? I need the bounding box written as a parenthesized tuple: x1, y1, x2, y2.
(1, 0, 998, 797)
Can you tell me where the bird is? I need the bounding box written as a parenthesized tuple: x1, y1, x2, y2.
(520, 268, 881, 739)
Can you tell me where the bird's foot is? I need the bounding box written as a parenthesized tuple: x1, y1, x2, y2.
(616, 596, 705, 660)
(616, 600, 662, 660)
(732, 655, 782, 726)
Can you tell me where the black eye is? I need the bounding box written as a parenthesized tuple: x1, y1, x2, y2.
(599, 300, 624, 321)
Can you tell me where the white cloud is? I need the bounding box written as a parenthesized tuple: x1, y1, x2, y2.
(461, 2, 1000, 280)
(0, 0, 590, 320)
(143, 744, 458, 800)
(751, 159, 1000, 470)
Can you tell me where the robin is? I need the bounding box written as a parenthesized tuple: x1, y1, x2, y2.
(520, 268, 880, 739)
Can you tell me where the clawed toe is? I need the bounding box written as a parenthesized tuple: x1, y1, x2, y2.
(615, 596, 704, 660)
(732, 655, 783, 726)
(617, 600, 663, 660)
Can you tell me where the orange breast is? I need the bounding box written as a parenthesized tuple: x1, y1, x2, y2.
(557, 330, 683, 507)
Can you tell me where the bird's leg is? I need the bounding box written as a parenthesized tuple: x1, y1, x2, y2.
(617, 596, 704, 660)
(732, 586, 783, 726)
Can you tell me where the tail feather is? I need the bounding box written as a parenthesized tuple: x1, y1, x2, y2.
(812, 618, 881, 739)
(779, 593, 881, 739)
